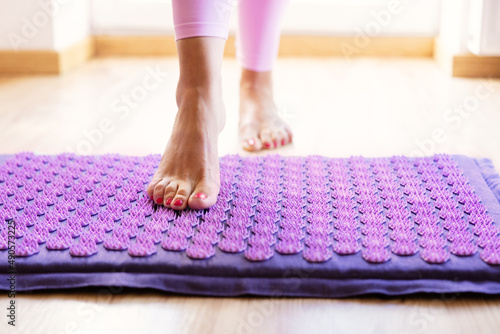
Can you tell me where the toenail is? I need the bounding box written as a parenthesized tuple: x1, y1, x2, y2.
(273, 140, 278, 148)
(281, 138, 286, 146)
(194, 192, 207, 200)
(173, 199, 183, 206)
(156, 197, 163, 204)
(264, 142, 271, 148)
(247, 138, 255, 146)
(149, 195, 153, 200)
(165, 198, 173, 205)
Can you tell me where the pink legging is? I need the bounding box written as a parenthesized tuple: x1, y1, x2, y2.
(172, 0, 289, 72)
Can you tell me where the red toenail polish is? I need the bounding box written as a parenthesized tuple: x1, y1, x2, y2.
(149, 195, 153, 200)
(247, 138, 255, 146)
(194, 192, 207, 200)
(264, 142, 271, 148)
(173, 199, 183, 206)
(166, 198, 173, 205)
(273, 140, 278, 148)
(281, 139, 286, 146)
(156, 198, 163, 204)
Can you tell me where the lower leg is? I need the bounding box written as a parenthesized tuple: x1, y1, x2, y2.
(146, 37, 226, 210)
(237, 0, 292, 151)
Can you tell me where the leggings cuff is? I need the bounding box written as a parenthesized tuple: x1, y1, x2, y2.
(174, 22, 230, 41)
(238, 53, 276, 72)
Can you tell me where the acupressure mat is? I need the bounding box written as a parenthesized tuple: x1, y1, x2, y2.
(1, 153, 500, 297)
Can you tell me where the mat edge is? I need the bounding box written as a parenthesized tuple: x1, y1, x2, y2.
(2, 273, 500, 297)
(473, 157, 500, 204)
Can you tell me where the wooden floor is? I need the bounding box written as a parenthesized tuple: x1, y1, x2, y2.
(1, 57, 500, 334)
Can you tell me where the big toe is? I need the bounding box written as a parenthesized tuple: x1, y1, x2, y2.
(188, 179, 219, 210)
(240, 123, 263, 152)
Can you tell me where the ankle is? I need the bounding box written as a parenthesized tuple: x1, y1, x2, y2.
(176, 80, 222, 106)
(175, 82, 226, 133)
(240, 69, 273, 92)
(178, 71, 222, 90)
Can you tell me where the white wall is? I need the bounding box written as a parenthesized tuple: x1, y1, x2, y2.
(90, 0, 173, 35)
(439, 0, 500, 56)
(52, 0, 91, 50)
(279, 0, 441, 36)
(2, 0, 498, 55)
(0, 0, 90, 51)
(467, 0, 500, 55)
(439, 0, 475, 55)
(90, 0, 442, 37)
(0, 1, 55, 50)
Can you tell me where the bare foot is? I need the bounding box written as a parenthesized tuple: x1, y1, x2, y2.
(146, 37, 226, 210)
(146, 85, 224, 210)
(239, 69, 292, 151)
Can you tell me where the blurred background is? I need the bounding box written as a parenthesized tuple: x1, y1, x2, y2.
(1, 0, 499, 67)
(0, 0, 499, 160)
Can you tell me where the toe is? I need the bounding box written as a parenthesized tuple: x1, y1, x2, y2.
(242, 137, 263, 152)
(153, 179, 169, 205)
(276, 128, 289, 147)
(286, 128, 293, 144)
(267, 128, 283, 149)
(163, 181, 178, 206)
(188, 180, 219, 210)
(171, 182, 192, 210)
(259, 127, 274, 150)
(240, 124, 263, 152)
(146, 176, 162, 200)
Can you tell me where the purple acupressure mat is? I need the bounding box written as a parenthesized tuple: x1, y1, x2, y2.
(1, 152, 500, 297)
